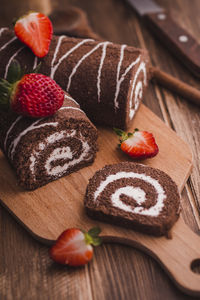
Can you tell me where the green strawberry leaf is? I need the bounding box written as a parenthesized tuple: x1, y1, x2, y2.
(91, 237, 102, 246)
(6, 59, 22, 83)
(84, 227, 102, 246)
(88, 227, 101, 237)
(128, 132, 133, 137)
(113, 128, 124, 137)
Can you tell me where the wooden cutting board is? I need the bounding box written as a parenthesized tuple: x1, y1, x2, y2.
(0, 104, 200, 296)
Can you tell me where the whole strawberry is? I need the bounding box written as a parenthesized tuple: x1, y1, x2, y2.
(114, 128, 159, 159)
(49, 227, 102, 267)
(0, 60, 64, 118)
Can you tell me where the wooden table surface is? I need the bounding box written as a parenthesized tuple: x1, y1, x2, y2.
(0, 0, 200, 299)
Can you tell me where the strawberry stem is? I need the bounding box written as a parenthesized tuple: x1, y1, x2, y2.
(113, 128, 133, 144)
(84, 227, 102, 246)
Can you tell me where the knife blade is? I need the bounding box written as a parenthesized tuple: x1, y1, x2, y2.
(126, 0, 200, 77)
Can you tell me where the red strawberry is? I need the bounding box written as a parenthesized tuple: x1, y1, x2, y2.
(14, 11, 53, 58)
(114, 128, 159, 159)
(0, 60, 64, 118)
(49, 227, 101, 266)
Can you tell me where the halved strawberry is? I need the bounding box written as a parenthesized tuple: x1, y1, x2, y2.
(114, 128, 159, 159)
(14, 11, 53, 57)
(49, 227, 102, 266)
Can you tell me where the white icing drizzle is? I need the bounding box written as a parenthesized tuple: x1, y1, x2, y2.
(113, 44, 126, 108)
(97, 41, 110, 102)
(4, 46, 25, 78)
(0, 36, 17, 52)
(47, 36, 147, 112)
(0, 27, 7, 37)
(67, 41, 108, 91)
(64, 94, 79, 106)
(33, 56, 38, 70)
(50, 35, 65, 78)
(59, 106, 85, 114)
(114, 51, 141, 109)
(50, 37, 93, 79)
(129, 61, 147, 120)
(4, 115, 22, 152)
(94, 171, 166, 217)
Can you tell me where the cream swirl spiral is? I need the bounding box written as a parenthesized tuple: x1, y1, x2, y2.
(85, 162, 180, 236)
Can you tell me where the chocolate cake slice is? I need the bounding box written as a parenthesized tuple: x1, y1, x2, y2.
(0, 28, 150, 129)
(84, 162, 180, 236)
(0, 93, 98, 190)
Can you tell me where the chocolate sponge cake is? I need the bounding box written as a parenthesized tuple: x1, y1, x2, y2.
(0, 93, 98, 190)
(0, 28, 150, 129)
(84, 162, 180, 236)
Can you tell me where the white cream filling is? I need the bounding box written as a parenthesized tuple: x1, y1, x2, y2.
(129, 61, 147, 120)
(29, 131, 68, 174)
(94, 171, 166, 217)
(112, 186, 146, 212)
(29, 130, 91, 180)
(44, 138, 90, 176)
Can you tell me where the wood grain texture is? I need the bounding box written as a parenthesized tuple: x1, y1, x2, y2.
(151, 66, 200, 106)
(0, 0, 200, 299)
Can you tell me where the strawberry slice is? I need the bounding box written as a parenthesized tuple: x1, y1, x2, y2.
(49, 227, 102, 266)
(14, 12, 53, 57)
(114, 128, 159, 159)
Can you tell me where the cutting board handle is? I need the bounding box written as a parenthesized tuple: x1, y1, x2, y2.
(102, 217, 200, 296)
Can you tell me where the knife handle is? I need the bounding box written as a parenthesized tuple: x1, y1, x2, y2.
(145, 12, 200, 77)
(150, 66, 200, 106)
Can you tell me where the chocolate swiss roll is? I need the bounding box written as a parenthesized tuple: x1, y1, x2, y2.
(84, 162, 180, 236)
(0, 28, 150, 129)
(0, 93, 98, 190)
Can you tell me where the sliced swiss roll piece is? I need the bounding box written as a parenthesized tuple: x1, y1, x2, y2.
(84, 162, 180, 236)
(0, 93, 98, 190)
(0, 28, 150, 129)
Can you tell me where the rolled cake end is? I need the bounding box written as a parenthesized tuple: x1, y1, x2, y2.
(0, 93, 98, 190)
(84, 162, 180, 236)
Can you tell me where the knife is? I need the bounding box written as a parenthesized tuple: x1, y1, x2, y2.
(126, 0, 200, 77)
